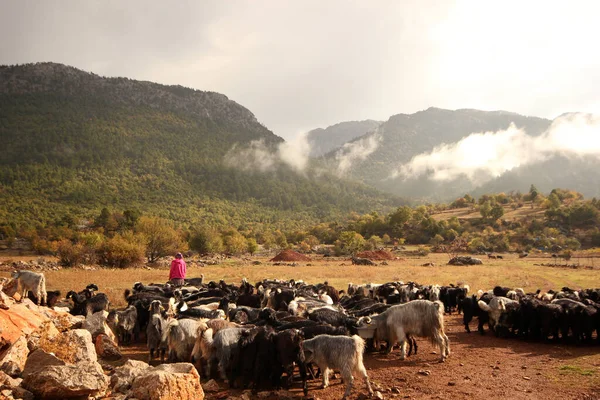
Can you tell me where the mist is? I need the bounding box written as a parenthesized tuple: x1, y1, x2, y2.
(392, 113, 600, 184)
(335, 132, 382, 175)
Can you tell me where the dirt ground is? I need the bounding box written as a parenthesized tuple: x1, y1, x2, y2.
(118, 313, 600, 400)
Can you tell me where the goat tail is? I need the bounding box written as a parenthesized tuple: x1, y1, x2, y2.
(39, 274, 47, 305)
(352, 335, 366, 371)
(162, 319, 180, 344)
(124, 289, 131, 301)
(478, 300, 492, 313)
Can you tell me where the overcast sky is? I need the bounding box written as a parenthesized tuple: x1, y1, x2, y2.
(1, 1, 599, 140)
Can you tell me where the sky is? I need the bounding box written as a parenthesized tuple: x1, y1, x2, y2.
(1, 0, 600, 141)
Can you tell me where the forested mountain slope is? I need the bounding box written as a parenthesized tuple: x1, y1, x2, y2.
(0, 63, 400, 229)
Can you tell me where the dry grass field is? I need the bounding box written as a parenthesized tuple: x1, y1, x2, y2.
(2, 250, 599, 308)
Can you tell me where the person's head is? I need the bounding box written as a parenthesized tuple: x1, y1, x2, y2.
(175, 252, 183, 259)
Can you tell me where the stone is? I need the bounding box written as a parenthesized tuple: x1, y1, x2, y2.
(22, 349, 66, 378)
(448, 382, 456, 386)
(0, 370, 21, 387)
(374, 391, 384, 399)
(39, 329, 97, 364)
(0, 336, 29, 377)
(0, 301, 50, 346)
(0, 386, 35, 400)
(417, 370, 431, 376)
(110, 359, 152, 394)
(84, 310, 116, 342)
(26, 320, 60, 352)
(203, 379, 220, 392)
(95, 333, 122, 361)
(130, 362, 204, 400)
(41, 308, 84, 332)
(22, 360, 109, 399)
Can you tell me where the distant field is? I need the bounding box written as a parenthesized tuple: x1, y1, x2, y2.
(2, 251, 599, 308)
(431, 201, 546, 221)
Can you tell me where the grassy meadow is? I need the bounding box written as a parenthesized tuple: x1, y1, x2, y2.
(2, 250, 599, 308)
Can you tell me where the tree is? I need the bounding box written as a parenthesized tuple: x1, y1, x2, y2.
(223, 230, 248, 255)
(489, 203, 504, 220)
(529, 184, 539, 208)
(479, 201, 492, 219)
(136, 216, 187, 262)
(190, 227, 223, 254)
(247, 238, 258, 255)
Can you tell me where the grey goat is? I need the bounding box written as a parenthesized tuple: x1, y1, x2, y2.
(302, 334, 373, 399)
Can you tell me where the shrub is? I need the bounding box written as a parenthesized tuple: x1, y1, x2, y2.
(97, 232, 145, 268)
(56, 239, 85, 267)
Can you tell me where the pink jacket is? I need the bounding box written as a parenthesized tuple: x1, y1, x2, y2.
(169, 258, 187, 280)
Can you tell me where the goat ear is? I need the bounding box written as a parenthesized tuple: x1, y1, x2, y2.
(180, 302, 188, 312)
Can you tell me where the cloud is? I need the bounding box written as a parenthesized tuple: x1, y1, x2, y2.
(335, 132, 382, 175)
(223, 133, 311, 173)
(392, 113, 600, 184)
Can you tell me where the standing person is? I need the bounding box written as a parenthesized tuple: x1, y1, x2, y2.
(169, 252, 187, 286)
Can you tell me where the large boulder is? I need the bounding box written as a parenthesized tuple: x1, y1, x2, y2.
(22, 360, 108, 399)
(110, 359, 152, 394)
(95, 333, 122, 361)
(0, 336, 29, 377)
(0, 301, 49, 346)
(42, 309, 85, 332)
(22, 349, 66, 379)
(83, 310, 115, 342)
(26, 320, 60, 352)
(39, 329, 97, 364)
(130, 363, 204, 400)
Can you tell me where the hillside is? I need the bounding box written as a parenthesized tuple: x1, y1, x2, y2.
(306, 120, 381, 157)
(318, 108, 598, 201)
(0, 63, 401, 229)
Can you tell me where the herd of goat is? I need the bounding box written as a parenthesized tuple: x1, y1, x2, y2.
(6, 270, 600, 398)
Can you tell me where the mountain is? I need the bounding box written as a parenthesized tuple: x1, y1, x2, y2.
(306, 120, 381, 157)
(0, 62, 401, 229)
(317, 107, 600, 200)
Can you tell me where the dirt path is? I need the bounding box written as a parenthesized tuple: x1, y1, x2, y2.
(119, 314, 600, 400)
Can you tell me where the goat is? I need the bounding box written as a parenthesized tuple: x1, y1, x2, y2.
(302, 334, 373, 399)
(11, 270, 47, 305)
(478, 296, 518, 333)
(162, 318, 200, 362)
(206, 327, 247, 381)
(146, 300, 167, 361)
(113, 305, 139, 344)
(379, 300, 449, 362)
(27, 290, 61, 307)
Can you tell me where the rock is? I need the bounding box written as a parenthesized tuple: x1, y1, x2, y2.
(0, 371, 21, 387)
(448, 382, 456, 386)
(42, 309, 84, 332)
(0, 301, 50, 346)
(95, 334, 122, 361)
(374, 391, 384, 399)
(22, 349, 66, 378)
(130, 362, 204, 400)
(523, 376, 531, 380)
(22, 360, 109, 399)
(417, 370, 431, 376)
(0, 336, 29, 377)
(83, 310, 115, 342)
(0, 386, 35, 400)
(392, 387, 401, 394)
(39, 329, 97, 364)
(110, 359, 152, 394)
(26, 320, 60, 352)
(203, 378, 220, 392)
